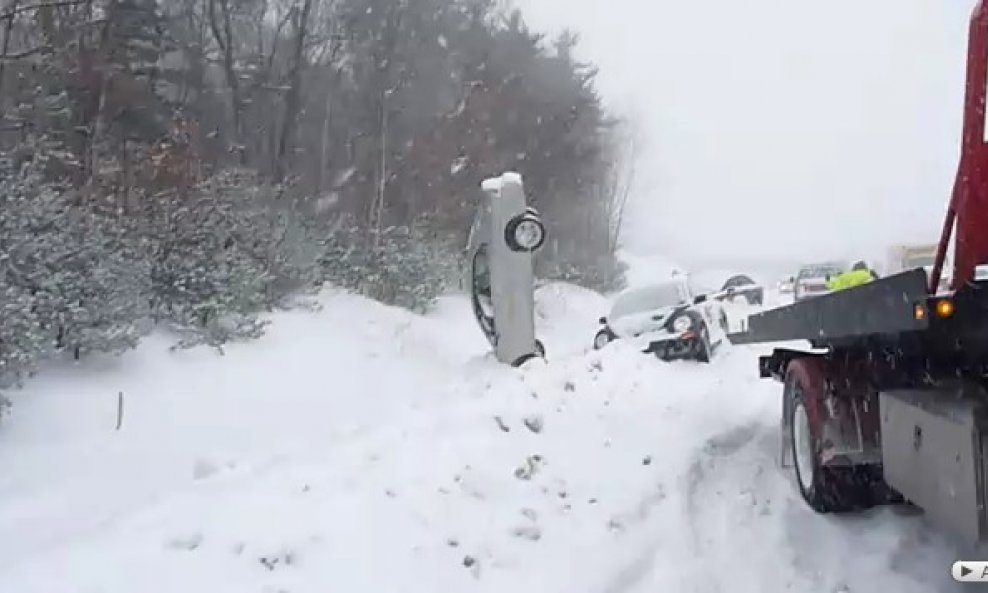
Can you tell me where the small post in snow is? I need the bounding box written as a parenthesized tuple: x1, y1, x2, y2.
(116, 391, 124, 431)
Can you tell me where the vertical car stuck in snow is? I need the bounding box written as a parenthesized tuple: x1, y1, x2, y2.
(466, 172, 547, 366)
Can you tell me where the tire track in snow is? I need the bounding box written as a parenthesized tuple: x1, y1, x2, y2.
(587, 355, 763, 593)
(680, 419, 806, 593)
(680, 416, 965, 593)
(589, 419, 777, 593)
(684, 421, 763, 550)
(596, 480, 670, 593)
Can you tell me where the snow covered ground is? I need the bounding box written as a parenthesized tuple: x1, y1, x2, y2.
(0, 283, 968, 592)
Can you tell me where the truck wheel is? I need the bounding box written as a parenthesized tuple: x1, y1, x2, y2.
(785, 359, 862, 513)
(790, 395, 832, 511)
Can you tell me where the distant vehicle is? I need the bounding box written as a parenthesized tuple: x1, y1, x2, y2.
(884, 243, 951, 293)
(778, 276, 795, 294)
(714, 274, 764, 305)
(592, 277, 729, 363)
(793, 262, 846, 301)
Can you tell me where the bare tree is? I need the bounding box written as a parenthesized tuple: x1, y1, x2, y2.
(0, 0, 19, 101)
(603, 120, 639, 254)
(312, 26, 344, 194)
(273, 0, 313, 182)
(207, 0, 245, 163)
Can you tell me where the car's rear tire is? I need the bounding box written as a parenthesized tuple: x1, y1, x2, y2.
(512, 340, 546, 367)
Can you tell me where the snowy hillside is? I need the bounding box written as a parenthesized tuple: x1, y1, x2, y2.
(0, 285, 965, 593)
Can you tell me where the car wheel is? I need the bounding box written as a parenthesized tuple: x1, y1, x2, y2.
(593, 329, 613, 350)
(512, 341, 546, 367)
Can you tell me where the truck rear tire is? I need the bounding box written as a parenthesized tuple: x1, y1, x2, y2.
(785, 359, 870, 513)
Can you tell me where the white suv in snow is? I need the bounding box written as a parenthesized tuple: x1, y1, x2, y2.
(592, 277, 729, 363)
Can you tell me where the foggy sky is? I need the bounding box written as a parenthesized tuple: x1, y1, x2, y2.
(515, 0, 975, 269)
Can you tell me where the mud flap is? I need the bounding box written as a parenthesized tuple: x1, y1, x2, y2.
(780, 368, 882, 470)
(818, 396, 883, 467)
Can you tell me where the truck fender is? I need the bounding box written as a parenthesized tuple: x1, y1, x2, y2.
(781, 355, 880, 469)
(781, 357, 827, 469)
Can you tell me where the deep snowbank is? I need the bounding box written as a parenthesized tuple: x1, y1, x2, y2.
(0, 286, 965, 592)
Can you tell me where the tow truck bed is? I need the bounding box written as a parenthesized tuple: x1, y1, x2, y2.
(729, 270, 988, 380)
(727, 269, 929, 345)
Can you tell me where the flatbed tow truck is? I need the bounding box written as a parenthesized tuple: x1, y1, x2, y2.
(727, 2, 988, 546)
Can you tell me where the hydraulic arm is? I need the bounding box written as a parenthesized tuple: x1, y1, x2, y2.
(932, 1, 988, 291)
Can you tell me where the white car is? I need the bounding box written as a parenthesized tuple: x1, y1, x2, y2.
(793, 262, 845, 301)
(592, 277, 729, 362)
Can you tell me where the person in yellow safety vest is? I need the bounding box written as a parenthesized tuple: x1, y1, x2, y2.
(826, 261, 875, 291)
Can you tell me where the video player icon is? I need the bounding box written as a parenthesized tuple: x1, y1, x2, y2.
(952, 561, 988, 582)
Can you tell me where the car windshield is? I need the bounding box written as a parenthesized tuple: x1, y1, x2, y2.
(799, 265, 842, 279)
(610, 284, 684, 318)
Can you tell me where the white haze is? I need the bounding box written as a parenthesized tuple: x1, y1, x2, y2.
(516, 0, 975, 271)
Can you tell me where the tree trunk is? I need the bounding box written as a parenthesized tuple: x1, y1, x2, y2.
(274, 0, 313, 183)
(315, 75, 333, 193)
(207, 0, 245, 165)
(0, 0, 18, 104)
(315, 41, 343, 194)
(370, 91, 388, 248)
